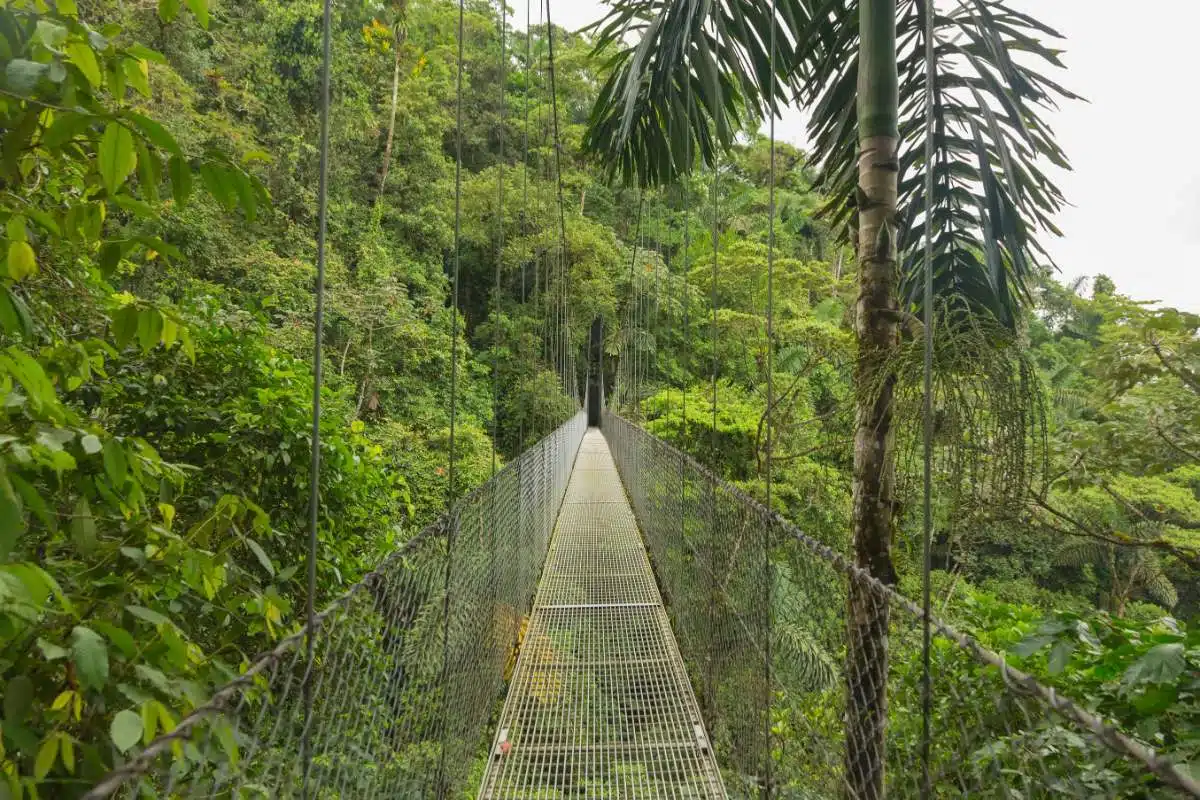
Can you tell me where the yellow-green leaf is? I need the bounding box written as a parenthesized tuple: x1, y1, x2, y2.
(64, 42, 101, 87)
(60, 734, 75, 774)
(33, 735, 58, 780)
(123, 58, 150, 98)
(98, 123, 137, 195)
(6, 241, 37, 281)
(141, 701, 157, 745)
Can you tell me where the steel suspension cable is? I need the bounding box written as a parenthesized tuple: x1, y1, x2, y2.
(764, 1, 778, 794)
(436, 0, 467, 790)
(681, 79, 692, 431)
(492, 0, 506, 476)
(544, 0, 571, 401)
(921, 0, 937, 794)
(520, 0, 531, 447)
(301, 0, 333, 793)
(709, 145, 719, 468)
(627, 194, 643, 412)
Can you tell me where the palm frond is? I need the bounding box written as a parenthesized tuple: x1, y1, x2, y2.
(1143, 570, 1178, 610)
(583, 0, 805, 187)
(1056, 540, 1108, 568)
(583, 0, 1079, 325)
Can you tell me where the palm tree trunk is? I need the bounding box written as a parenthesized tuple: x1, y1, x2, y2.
(844, 1, 899, 798)
(376, 9, 408, 204)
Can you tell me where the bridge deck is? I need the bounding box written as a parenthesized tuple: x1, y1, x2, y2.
(479, 429, 726, 798)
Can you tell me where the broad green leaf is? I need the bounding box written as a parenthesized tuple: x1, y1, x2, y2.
(102, 438, 128, 486)
(126, 44, 167, 64)
(245, 538, 274, 576)
(213, 718, 240, 764)
(126, 113, 182, 158)
(135, 140, 160, 204)
(0, 286, 34, 337)
(124, 58, 151, 97)
(5, 60, 49, 94)
(98, 123, 137, 195)
(111, 304, 139, 347)
(136, 309, 163, 352)
(1047, 638, 1074, 675)
(37, 638, 68, 661)
(159, 0, 182, 23)
(3, 675, 33, 723)
(25, 208, 60, 237)
(93, 621, 136, 658)
(1124, 642, 1186, 686)
(71, 625, 109, 690)
(64, 41, 102, 87)
(33, 734, 58, 779)
(60, 733, 75, 773)
(6, 241, 37, 281)
(110, 709, 142, 753)
(10, 475, 53, 531)
(232, 171, 258, 222)
(185, 0, 210, 29)
(71, 496, 97, 553)
(126, 604, 170, 627)
(168, 155, 192, 206)
(58, 0, 80, 17)
(112, 195, 156, 218)
(141, 701, 157, 744)
(0, 472, 22, 559)
(198, 163, 235, 210)
(42, 112, 91, 148)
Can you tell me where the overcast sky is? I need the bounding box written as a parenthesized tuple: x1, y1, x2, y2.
(546, 1, 1200, 312)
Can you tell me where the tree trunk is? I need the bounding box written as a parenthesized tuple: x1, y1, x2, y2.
(844, 1, 899, 798)
(376, 14, 408, 204)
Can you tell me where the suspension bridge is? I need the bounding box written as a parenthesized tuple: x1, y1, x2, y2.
(77, 0, 1200, 796)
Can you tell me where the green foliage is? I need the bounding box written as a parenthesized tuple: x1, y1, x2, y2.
(0, 0, 576, 793)
(0, 0, 1194, 794)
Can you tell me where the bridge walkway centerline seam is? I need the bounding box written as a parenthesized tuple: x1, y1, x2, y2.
(478, 428, 727, 799)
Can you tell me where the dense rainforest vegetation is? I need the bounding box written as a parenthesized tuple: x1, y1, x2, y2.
(0, 0, 1197, 794)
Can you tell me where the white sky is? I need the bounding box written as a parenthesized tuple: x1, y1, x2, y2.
(550, 1, 1200, 312)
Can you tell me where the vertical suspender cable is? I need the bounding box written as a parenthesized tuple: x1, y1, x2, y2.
(709, 139, 719, 466)
(437, 0, 467, 792)
(681, 78, 692, 432)
(703, 17, 723, 730)
(492, 0, 506, 476)
(301, 0, 333, 794)
(628, 194, 644, 413)
(545, 0, 571, 400)
(519, 0, 530, 448)
(764, 2, 778, 794)
(921, 0, 937, 795)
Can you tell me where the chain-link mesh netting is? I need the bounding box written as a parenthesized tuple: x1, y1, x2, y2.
(85, 412, 587, 799)
(601, 411, 1199, 799)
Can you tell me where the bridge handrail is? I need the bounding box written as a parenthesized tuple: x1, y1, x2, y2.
(86, 410, 588, 799)
(602, 410, 1200, 797)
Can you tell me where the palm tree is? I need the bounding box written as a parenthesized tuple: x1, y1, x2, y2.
(583, 1, 1075, 796)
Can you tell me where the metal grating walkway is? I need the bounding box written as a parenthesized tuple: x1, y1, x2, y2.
(479, 429, 726, 798)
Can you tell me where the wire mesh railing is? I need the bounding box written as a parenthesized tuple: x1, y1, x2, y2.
(601, 410, 1200, 799)
(85, 411, 587, 799)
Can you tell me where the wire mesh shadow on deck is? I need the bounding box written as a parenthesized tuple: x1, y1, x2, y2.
(85, 413, 587, 799)
(602, 411, 1200, 800)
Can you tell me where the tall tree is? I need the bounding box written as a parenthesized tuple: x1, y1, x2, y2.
(583, 1, 1075, 795)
